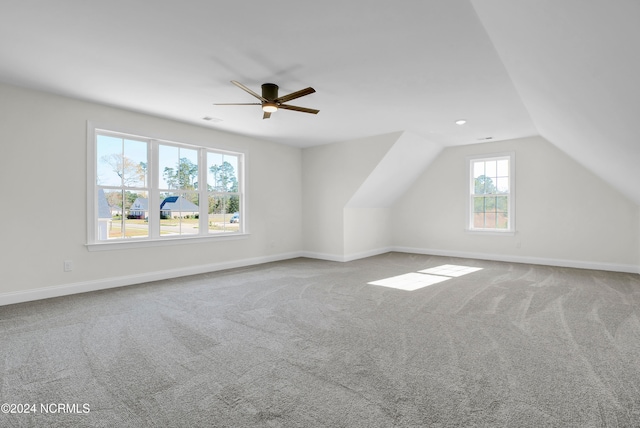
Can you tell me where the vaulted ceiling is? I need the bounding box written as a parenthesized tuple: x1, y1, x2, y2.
(1, 1, 638, 204)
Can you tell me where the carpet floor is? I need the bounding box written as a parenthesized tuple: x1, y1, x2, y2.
(1, 252, 639, 427)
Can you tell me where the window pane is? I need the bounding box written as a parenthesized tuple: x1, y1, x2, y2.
(97, 135, 124, 186)
(485, 160, 497, 178)
(179, 149, 198, 190)
(485, 197, 496, 212)
(496, 212, 509, 229)
(469, 155, 513, 232)
(97, 136, 147, 188)
(474, 176, 496, 195)
(159, 145, 179, 189)
(94, 130, 244, 243)
(473, 161, 485, 179)
(496, 196, 508, 213)
(122, 139, 147, 188)
(159, 192, 200, 236)
(207, 152, 223, 191)
(485, 212, 496, 228)
(98, 190, 148, 239)
(472, 195, 508, 230)
(496, 177, 509, 193)
(207, 152, 239, 192)
(101, 189, 123, 239)
(128, 195, 148, 219)
(159, 146, 198, 190)
(208, 194, 240, 233)
(123, 191, 149, 239)
(497, 159, 509, 177)
(473, 197, 485, 213)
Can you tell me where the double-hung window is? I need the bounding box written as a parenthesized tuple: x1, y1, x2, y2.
(90, 127, 244, 245)
(468, 153, 514, 233)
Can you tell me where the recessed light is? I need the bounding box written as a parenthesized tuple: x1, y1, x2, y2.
(455, 119, 467, 125)
(202, 116, 222, 122)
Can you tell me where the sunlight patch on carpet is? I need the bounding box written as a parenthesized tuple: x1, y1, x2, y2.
(368, 273, 451, 291)
(418, 265, 483, 277)
(368, 265, 483, 291)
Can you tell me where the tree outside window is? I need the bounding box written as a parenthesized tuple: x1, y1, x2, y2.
(469, 154, 514, 232)
(93, 130, 244, 242)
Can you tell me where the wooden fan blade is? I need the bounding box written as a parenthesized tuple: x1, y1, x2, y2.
(213, 103, 262, 106)
(278, 104, 320, 114)
(275, 87, 315, 104)
(230, 80, 268, 102)
(263, 111, 271, 120)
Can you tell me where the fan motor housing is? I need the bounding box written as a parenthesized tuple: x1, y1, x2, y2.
(261, 83, 279, 101)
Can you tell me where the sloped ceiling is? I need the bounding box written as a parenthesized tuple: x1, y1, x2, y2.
(471, 0, 640, 205)
(346, 131, 442, 208)
(0, 1, 637, 204)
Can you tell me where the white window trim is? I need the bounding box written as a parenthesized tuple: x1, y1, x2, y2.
(86, 121, 248, 250)
(466, 151, 516, 235)
(86, 233, 250, 252)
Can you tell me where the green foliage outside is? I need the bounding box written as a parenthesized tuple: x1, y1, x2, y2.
(208, 161, 239, 214)
(161, 158, 240, 214)
(209, 161, 238, 193)
(102, 154, 241, 220)
(473, 175, 509, 228)
(163, 157, 198, 191)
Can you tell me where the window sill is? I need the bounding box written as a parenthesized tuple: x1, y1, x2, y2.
(86, 233, 250, 252)
(465, 228, 516, 236)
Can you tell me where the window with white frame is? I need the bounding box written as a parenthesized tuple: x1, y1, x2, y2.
(91, 128, 243, 243)
(468, 153, 514, 232)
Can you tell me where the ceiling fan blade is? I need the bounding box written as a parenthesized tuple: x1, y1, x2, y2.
(278, 104, 320, 114)
(275, 87, 316, 104)
(263, 111, 271, 120)
(230, 80, 268, 102)
(213, 103, 262, 106)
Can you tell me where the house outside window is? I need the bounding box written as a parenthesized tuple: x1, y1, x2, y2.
(468, 153, 515, 233)
(90, 127, 244, 244)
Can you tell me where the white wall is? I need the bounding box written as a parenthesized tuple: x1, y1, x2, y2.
(2, 84, 637, 307)
(301, 132, 398, 259)
(343, 207, 391, 259)
(0, 83, 302, 303)
(392, 136, 640, 272)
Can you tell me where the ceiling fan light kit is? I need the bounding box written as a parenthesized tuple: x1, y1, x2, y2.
(216, 80, 319, 119)
(262, 102, 278, 113)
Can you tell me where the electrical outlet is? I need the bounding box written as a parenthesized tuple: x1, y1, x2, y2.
(64, 260, 74, 272)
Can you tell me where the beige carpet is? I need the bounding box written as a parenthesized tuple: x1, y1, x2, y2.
(1, 253, 639, 427)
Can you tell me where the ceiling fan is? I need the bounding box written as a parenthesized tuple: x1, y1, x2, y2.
(215, 80, 319, 119)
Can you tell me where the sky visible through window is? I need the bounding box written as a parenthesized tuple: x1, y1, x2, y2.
(96, 135, 239, 190)
(96, 135, 148, 187)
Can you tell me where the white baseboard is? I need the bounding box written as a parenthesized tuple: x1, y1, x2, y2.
(391, 246, 640, 274)
(3, 247, 637, 307)
(0, 251, 303, 307)
(262, 247, 640, 274)
(298, 251, 346, 262)
(300, 247, 392, 263)
(343, 247, 394, 262)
